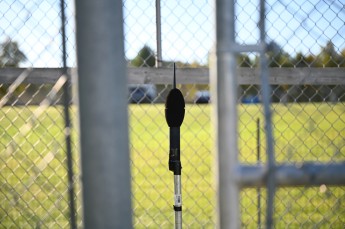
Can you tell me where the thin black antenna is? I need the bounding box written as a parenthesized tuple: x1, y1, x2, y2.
(173, 62, 176, 89)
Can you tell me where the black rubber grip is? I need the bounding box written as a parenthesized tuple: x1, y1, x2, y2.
(174, 206, 182, 211)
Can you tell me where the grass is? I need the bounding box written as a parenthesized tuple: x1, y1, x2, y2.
(0, 106, 74, 228)
(0, 103, 344, 228)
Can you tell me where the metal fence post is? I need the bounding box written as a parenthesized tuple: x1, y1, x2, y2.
(60, 0, 76, 228)
(75, 0, 132, 228)
(258, 0, 276, 227)
(155, 0, 162, 67)
(212, 0, 239, 228)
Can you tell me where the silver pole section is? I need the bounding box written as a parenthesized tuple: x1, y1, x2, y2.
(211, 0, 239, 228)
(155, 0, 162, 67)
(258, 0, 276, 228)
(75, 0, 132, 228)
(256, 118, 261, 229)
(174, 175, 182, 229)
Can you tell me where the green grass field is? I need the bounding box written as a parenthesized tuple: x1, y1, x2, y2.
(0, 103, 344, 228)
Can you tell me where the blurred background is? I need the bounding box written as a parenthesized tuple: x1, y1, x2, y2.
(0, 0, 344, 228)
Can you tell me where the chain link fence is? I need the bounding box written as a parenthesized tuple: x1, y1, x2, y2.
(0, 0, 344, 228)
(0, 1, 78, 228)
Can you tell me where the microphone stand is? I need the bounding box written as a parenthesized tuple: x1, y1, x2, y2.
(165, 63, 185, 229)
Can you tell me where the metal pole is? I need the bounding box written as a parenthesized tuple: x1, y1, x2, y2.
(173, 174, 182, 228)
(238, 162, 345, 187)
(75, 0, 132, 228)
(211, 0, 239, 228)
(170, 129, 182, 229)
(258, 0, 276, 228)
(60, 0, 76, 228)
(257, 118, 261, 229)
(165, 63, 185, 229)
(155, 0, 162, 67)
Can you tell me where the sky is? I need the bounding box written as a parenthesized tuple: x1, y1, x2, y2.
(0, 0, 344, 67)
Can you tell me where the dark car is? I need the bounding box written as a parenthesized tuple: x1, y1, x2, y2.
(194, 90, 210, 104)
(241, 95, 260, 104)
(129, 84, 157, 103)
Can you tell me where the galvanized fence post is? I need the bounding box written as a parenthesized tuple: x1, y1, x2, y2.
(212, 0, 240, 228)
(75, 0, 132, 228)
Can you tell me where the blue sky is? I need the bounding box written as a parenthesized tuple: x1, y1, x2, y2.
(0, 0, 74, 67)
(124, 0, 214, 64)
(263, 0, 345, 55)
(124, 0, 345, 63)
(0, 0, 344, 67)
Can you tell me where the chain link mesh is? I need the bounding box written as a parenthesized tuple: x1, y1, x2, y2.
(0, 0, 344, 228)
(0, 1, 79, 228)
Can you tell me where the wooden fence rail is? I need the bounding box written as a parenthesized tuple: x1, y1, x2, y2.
(0, 67, 344, 85)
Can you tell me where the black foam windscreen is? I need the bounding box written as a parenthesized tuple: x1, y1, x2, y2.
(165, 88, 185, 127)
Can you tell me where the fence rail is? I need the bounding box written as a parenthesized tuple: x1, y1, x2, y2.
(1, 67, 344, 85)
(239, 162, 345, 188)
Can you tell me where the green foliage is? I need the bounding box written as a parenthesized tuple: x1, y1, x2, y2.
(238, 54, 252, 67)
(293, 52, 315, 67)
(315, 41, 344, 67)
(131, 45, 156, 67)
(266, 41, 294, 67)
(0, 39, 28, 100)
(131, 40, 345, 68)
(266, 40, 345, 68)
(0, 39, 27, 67)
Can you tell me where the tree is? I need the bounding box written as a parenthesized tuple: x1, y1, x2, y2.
(292, 52, 316, 67)
(341, 48, 345, 58)
(317, 41, 342, 67)
(237, 54, 252, 67)
(0, 39, 28, 102)
(341, 48, 345, 67)
(131, 45, 155, 67)
(0, 39, 27, 67)
(266, 41, 293, 67)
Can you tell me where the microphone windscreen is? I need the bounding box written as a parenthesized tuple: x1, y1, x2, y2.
(165, 88, 185, 127)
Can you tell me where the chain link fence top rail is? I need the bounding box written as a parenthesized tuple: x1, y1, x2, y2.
(0, 0, 344, 228)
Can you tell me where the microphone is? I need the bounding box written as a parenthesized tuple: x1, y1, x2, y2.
(165, 64, 185, 127)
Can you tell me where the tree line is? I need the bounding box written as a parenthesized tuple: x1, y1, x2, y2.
(131, 41, 345, 68)
(1, 39, 343, 68)
(130, 42, 345, 103)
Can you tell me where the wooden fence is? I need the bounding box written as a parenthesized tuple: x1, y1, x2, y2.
(0, 67, 344, 105)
